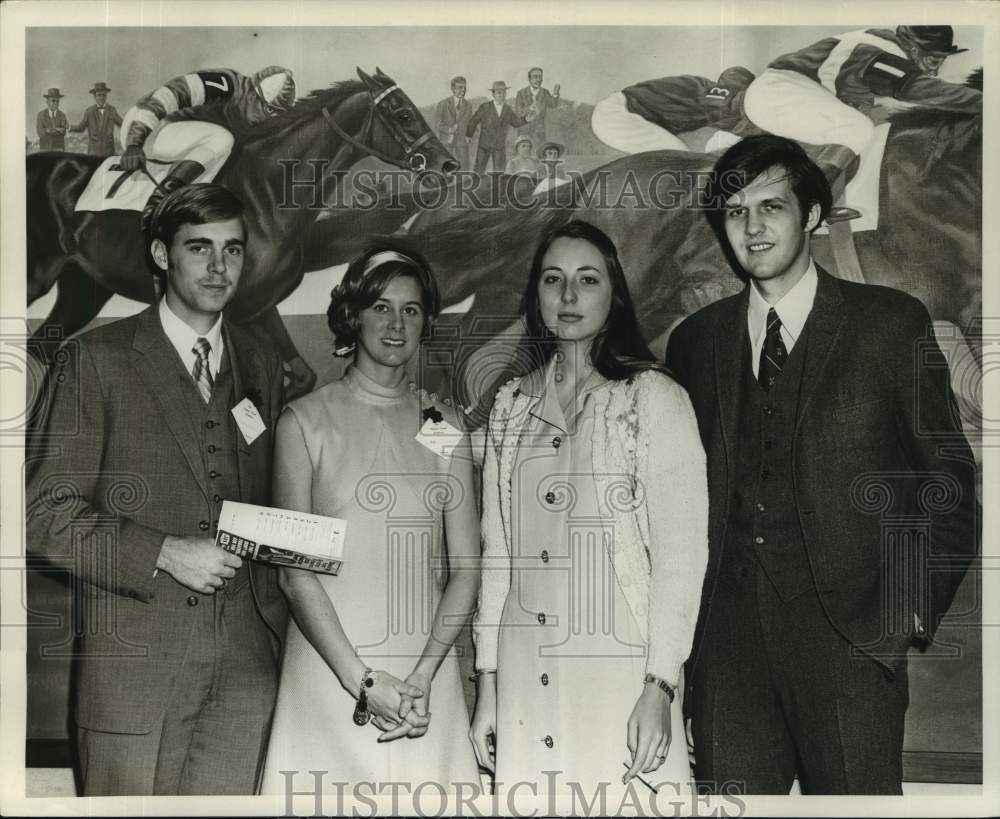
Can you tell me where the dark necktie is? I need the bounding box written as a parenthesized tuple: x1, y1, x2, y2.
(758, 307, 787, 391)
(192, 338, 214, 403)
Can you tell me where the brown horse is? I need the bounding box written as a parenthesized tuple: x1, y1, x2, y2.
(26, 67, 456, 400)
(302, 74, 982, 420)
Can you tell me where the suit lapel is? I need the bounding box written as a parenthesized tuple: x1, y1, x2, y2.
(714, 288, 749, 474)
(795, 267, 847, 435)
(131, 306, 210, 500)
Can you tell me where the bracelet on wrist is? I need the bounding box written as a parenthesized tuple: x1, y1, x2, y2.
(643, 672, 676, 703)
(353, 667, 375, 726)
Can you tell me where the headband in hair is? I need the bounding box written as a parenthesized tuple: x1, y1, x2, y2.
(361, 249, 420, 278)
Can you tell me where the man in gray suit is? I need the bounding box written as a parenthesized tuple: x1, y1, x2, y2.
(466, 81, 529, 173)
(70, 81, 123, 156)
(514, 67, 561, 146)
(666, 135, 978, 793)
(26, 183, 287, 795)
(435, 75, 473, 169)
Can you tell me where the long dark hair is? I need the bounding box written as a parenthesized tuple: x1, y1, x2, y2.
(520, 220, 668, 381)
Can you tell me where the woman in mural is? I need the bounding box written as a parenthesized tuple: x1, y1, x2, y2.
(469, 220, 708, 802)
(260, 248, 480, 792)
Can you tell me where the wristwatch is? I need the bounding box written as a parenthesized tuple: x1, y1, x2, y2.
(353, 667, 376, 726)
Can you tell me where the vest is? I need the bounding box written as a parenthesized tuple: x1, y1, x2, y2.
(172, 347, 249, 595)
(722, 326, 815, 601)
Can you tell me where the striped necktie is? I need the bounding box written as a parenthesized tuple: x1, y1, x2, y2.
(758, 307, 787, 391)
(192, 337, 214, 403)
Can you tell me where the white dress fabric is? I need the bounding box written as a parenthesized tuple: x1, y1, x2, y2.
(260, 367, 479, 793)
(493, 377, 690, 803)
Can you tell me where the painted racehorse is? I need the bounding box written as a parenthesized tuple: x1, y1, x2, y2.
(26, 67, 456, 400)
(302, 73, 982, 420)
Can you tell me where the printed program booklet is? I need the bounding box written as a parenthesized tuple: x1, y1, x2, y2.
(215, 501, 347, 575)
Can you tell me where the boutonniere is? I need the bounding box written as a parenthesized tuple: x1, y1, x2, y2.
(243, 386, 263, 412)
(422, 405, 444, 424)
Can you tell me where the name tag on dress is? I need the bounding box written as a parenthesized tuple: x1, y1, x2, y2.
(231, 398, 266, 445)
(415, 417, 462, 459)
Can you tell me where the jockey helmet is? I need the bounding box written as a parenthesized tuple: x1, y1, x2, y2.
(896, 25, 968, 56)
(717, 66, 755, 90)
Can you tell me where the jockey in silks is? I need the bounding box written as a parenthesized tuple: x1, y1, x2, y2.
(742, 25, 981, 222)
(591, 66, 761, 155)
(120, 66, 296, 209)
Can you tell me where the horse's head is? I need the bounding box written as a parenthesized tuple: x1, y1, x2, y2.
(229, 68, 457, 188)
(353, 67, 458, 180)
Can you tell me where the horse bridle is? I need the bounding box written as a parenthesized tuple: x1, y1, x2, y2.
(321, 84, 436, 173)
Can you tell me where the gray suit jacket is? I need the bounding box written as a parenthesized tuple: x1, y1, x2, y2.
(70, 104, 123, 155)
(26, 305, 287, 734)
(666, 268, 979, 680)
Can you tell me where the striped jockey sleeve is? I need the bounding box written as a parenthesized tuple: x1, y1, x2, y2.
(124, 68, 244, 148)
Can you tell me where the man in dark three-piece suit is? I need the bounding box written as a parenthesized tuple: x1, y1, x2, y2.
(466, 80, 529, 173)
(665, 136, 978, 794)
(69, 81, 123, 156)
(26, 184, 287, 795)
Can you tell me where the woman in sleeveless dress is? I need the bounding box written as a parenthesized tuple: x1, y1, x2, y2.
(261, 247, 480, 801)
(470, 221, 708, 811)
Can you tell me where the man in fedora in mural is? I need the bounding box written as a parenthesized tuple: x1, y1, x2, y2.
(36, 87, 69, 151)
(70, 81, 123, 156)
(466, 80, 530, 174)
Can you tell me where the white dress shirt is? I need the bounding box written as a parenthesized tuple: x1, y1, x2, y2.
(158, 298, 225, 382)
(746, 260, 818, 378)
(493, 100, 505, 117)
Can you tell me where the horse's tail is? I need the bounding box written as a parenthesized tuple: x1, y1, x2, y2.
(27, 153, 100, 262)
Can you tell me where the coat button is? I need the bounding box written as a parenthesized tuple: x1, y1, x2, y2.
(187, 596, 199, 606)
(754, 535, 764, 545)
(756, 502, 766, 512)
(209, 470, 220, 479)
(540, 550, 549, 563)
(543, 735, 554, 748)
(552, 436, 561, 449)
(207, 444, 217, 454)
(537, 612, 547, 625)
(214, 494, 222, 503)
(205, 420, 216, 429)
(540, 673, 549, 686)
(544, 491, 556, 505)
(199, 520, 210, 531)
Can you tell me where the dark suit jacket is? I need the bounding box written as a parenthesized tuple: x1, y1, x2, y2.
(26, 305, 287, 734)
(70, 104, 123, 155)
(514, 85, 559, 140)
(36, 108, 68, 150)
(466, 101, 527, 150)
(666, 268, 979, 679)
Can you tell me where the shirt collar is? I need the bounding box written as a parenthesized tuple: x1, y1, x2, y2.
(747, 259, 818, 345)
(158, 297, 224, 372)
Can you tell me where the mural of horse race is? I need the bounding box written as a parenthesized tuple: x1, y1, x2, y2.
(17, 19, 985, 803)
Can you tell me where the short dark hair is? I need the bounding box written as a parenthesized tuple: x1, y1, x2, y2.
(705, 134, 831, 239)
(521, 220, 667, 381)
(451, 75, 467, 89)
(145, 183, 247, 289)
(528, 67, 543, 77)
(327, 245, 441, 353)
